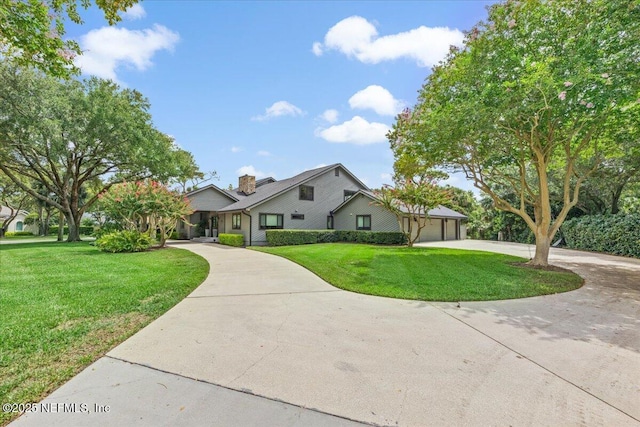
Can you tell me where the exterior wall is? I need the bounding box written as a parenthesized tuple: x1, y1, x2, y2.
(460, 223, 467, 239)
(181, 187, 235, 238)
(2, 212, 33, 234)
(220, 212, 249, 245)
(189, 187, 235, 211)
(334, 199, 464, 243)
(249, 167, 365, 244)
(333, 194, 400, 233)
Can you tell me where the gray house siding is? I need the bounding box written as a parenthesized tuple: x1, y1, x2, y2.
(250, 168, 365, 244)
(333, 194, 400, 232)
(180, 187, 237, 238)
(334, 194, 466, 243)
(220, 211, 250, 245)
(189, 187, 236, 211)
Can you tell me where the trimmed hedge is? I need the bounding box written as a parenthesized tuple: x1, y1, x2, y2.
(265, 229, 406, 246)
(219, 233, 244, 247)
(3, 231, 35, 237)
(561, 214, 640, 258)
(48, 226, 94, 236)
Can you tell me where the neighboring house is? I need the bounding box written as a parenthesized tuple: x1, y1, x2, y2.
(182, 163, 466, 245)
(0, 206, 32, 235)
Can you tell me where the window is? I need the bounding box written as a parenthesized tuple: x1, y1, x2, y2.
(356, 215, 371, 230)
(211, 216, 218, 229)
(335, 168, 340, 177)
(299, 185, 314, 201)
(232, 213, 241, 229)
(15, 221, 23, 232)
(327, 216, 334, 230)
(344, 190, 357, 201)
(291, 214, 304, 220)
(259, 213, 283, 229)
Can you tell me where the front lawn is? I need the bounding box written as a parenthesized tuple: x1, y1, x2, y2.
(0, 242, 208, 426)
(252, 243, 582, 301)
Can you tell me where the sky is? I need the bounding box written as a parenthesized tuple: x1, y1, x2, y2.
(65, 1, 495, 192)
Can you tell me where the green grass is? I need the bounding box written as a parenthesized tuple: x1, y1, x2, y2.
(0, 242, 208, 425)
(252, 243, 583, 301)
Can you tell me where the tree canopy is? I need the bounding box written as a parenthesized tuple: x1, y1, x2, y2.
(0, 65, 200, 241)
(389, 0, 640, 265)
(0, 0, 138, 78)
(99, 180, 193, 247)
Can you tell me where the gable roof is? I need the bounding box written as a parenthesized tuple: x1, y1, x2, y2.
(218, 163, 368, 213)
(0, 206, 29, 218)
(186, 184, 239, 202)
(332, 189, 467, 219)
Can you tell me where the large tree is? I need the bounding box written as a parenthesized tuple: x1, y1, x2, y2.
(0, 65, 200, 241)
(389, 0, 640, 266)
(0, 0, 138, 77)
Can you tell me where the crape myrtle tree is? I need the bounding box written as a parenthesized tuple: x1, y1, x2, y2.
(99, 180, 193, 247)
(388, 0, 640, 266)
(0, 0, 139, 78)
(0, 65, 201, 242)
(375, 154, 450, 247)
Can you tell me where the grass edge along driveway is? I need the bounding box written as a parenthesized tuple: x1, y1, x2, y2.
(0, 242, 209, 426)
(252, 243, 583, 302)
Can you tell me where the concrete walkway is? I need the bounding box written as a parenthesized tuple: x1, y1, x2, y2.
(12, 241, 640, 426)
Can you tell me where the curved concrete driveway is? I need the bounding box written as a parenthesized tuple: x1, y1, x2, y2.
(13, 241, 640, 426)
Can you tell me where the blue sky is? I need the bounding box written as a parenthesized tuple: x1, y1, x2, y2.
(66, 1, 495, 191)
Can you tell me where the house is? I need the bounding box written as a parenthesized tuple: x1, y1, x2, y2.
(181, 163, 466, 245)
(0, 206, 32, 235)
(332, 190, 467, 242)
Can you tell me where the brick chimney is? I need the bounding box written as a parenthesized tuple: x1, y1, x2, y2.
(239, 175, 256, 195)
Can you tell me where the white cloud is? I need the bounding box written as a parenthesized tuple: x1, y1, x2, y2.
(122, 4, 146, 20)
(252, 101, 305, 121)
(257, 150, 271, 157)
(75, 24, 179, 81)
(312, 42, 323, 56)
(349, 85, 404, 116)
(231, 146, 243, 153)
(320, 109, 339, 123)
(236, 165, 266, 179)
(316, 116, 390, 145)
(313, 16, 464, 67)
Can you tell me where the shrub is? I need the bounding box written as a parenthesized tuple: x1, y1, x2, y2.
(219, 233, 244, 247)
(561, 214, 640, 258)
(95, 230, 152, 253)
(93, 223, 121, 239)
(4, 231, 35, 237)
(265, 230, 406, 246)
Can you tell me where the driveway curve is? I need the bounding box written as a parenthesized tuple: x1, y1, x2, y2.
(13, 241, 640, 426)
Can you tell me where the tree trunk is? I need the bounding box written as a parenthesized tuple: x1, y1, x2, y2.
(610, 185, 623, 215)
(65, 212, 82, 242)
(530, 231, 551, 266)
(38, 205, 44, 235)
(57, 212, 64, 242)
(43, 208, 51, 236)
